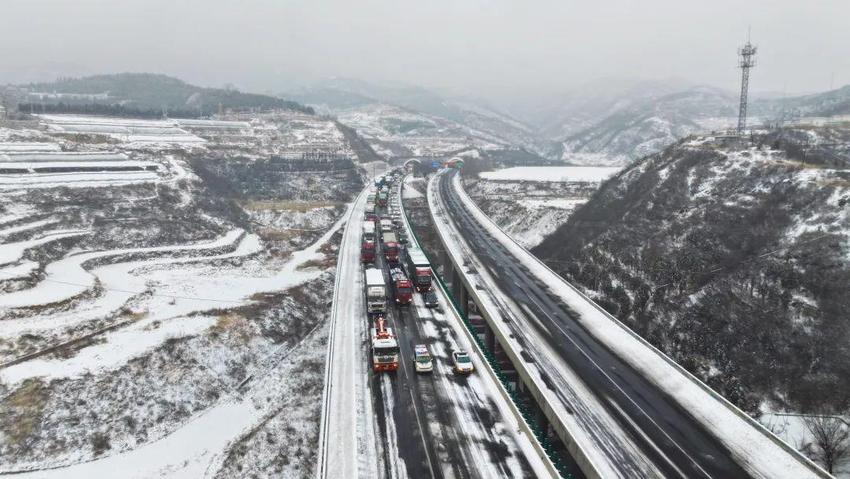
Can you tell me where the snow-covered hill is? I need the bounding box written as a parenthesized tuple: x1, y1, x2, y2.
(288, 79, 554, 159)
(556, 86, 738, 166)
(0, 111, 365, 477)
(550, 84, 850, 167)
(463, 166, 618, 248)
(335, 102, 510, 158)
(534, 126, 850, 433)
(516, 78, 689, 141)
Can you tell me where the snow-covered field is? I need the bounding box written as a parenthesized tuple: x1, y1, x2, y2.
(39, 115, 206, 146)
(0, 109, 365, 477)
(466, 169, 605, 248)
(0, 143, 61, 153)
(336, 103, 506, 158)
(480, 166, 621, 182)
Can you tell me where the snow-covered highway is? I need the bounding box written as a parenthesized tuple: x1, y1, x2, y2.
(429, 169, 830, 479)
(317, 175, 555, 479)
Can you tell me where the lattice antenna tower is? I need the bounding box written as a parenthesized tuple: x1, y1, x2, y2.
(737, 30, 757, 135)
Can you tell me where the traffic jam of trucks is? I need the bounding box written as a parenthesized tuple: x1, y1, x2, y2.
(360, 170, 472, 376)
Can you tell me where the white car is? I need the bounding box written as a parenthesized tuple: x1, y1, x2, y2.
(452, 350, 474, 375)
(414, 344, 433, 373)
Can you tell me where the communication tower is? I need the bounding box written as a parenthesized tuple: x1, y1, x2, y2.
(736, 34, 757, 135)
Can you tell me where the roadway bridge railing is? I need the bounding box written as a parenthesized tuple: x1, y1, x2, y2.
(428, 169, 831, 479)
(399, 175, 566, 479)
(424, 172, 608, 479)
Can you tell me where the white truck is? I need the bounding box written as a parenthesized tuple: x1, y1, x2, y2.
(362, 221, 376, 242)
(365, 268, 387, 316)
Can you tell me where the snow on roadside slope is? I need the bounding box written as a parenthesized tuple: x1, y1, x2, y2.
(2, 294, 330, 479)
(0, 218, 59, 237)
(0, 230, 89, 265)
(1, 201, 352, 385)
(0, 207, 349, 478)
(465, 175, 598, 248)
(402, 175, 424, 199)
(0, 229, 245, 310)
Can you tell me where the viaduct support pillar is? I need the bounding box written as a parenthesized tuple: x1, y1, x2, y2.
(451, 268, 462, 300)
(484, 323, 496, 354)
(459, 286, 470, 317)
(440, 250, 451, 278)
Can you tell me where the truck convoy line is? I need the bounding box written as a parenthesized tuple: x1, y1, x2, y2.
(353, 171, 553, 479)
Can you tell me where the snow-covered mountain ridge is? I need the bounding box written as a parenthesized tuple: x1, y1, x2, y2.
(534, 125, 850, 423)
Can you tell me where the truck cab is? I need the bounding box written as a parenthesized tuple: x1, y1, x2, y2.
(384, 242, 399, 263)
(372, 318, 399, 372)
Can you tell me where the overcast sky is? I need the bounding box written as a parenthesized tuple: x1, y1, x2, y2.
(1, 0, 847, 102)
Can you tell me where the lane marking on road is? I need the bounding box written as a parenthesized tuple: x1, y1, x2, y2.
(441, 171, 719, 478)
(397, 316, 439, 479)
(522, 293, 709, 479)
(605, 397, 689, 479)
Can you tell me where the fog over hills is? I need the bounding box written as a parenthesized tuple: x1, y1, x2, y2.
(288, 77, 850, 166)
(7, 72, 849, 167)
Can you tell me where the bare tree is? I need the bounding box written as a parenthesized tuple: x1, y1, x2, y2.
(803, 415, 850, 473)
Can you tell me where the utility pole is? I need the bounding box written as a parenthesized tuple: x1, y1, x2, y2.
(737, 30, 758, 136)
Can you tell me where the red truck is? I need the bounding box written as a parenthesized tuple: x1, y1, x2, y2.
(404, 247, 432, 292)
(361, 241, 375, 263)
(371, 317, 399, 372)
(382, 232, 400, 263)
(390, 267, 413, 305)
